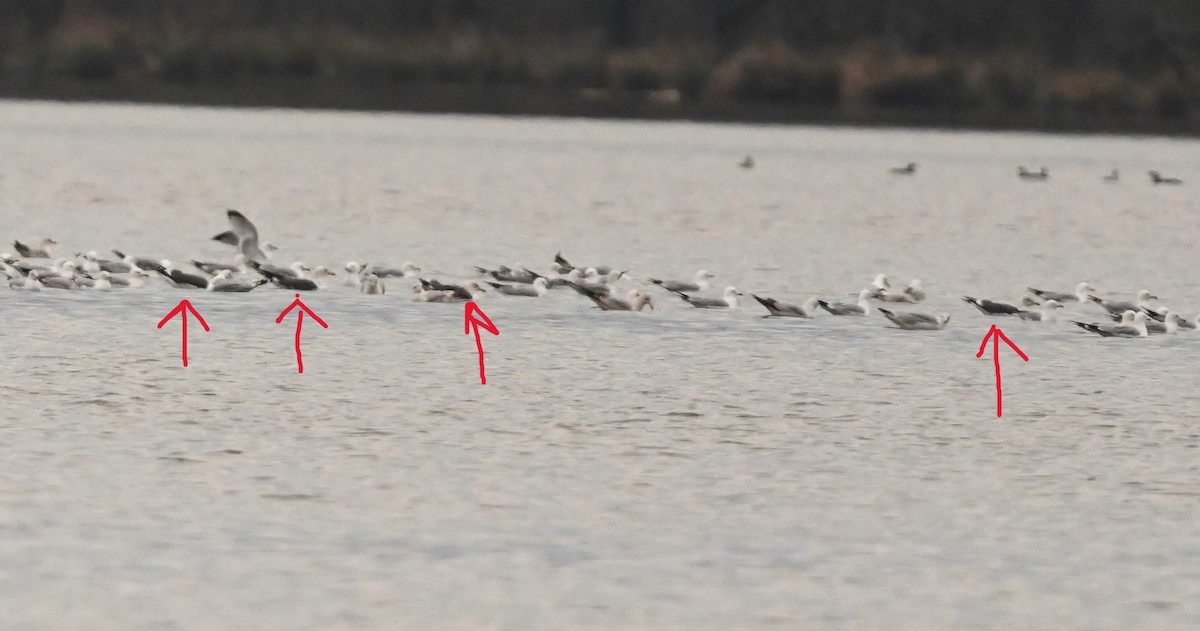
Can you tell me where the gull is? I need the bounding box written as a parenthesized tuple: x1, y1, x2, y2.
(258, 264, 335, 291)
(370, 262, 421, 278)
(78, 251, 130, 274)
(903, 279, 926, 302)
(1028, 281, 1094, 303)
(344, 261, 367, 288)
(206, 270, 270, 292)
(1149, 170, 1183, 185)
(92, 271, 113, 291)
(1017, 300, 1063, 322)
(107, 268, 151, 288)
(476, 264, 541, 284)
(739, 155, 755, 169)
(153, 260, 209, 289)
(412, 287, 456, 303)
(40, 271, 81, 290)
(878, 308, 950, 330)
(360, 274, 385, 295)
(13, 238, 57, 258)
(9, 270, 42, 291)
(1088, 290, 1157, 317)
(212, 228, 279, 252)
(488, 277, 548, 297)
(111, 249, 161, 271)
(818, 289, 872, 316)
(583, 288, 654, 311)
(552, 251, 574, 275)
(963, 296, 1022, 315)
(1073, 311, 1148, 337)
(648, 270, 714, 293)
(1175, 314, 1199, 331)
(1145, 310, 1180, 335)
(418, 279, 486, 301)
(889, 162, 917, 175)
(546, 268, 583, 289)
(1018, 166, 1049, 180)
(877, 289, 919, 303)
(223, 209, 268, 263)
(674, 286, 742, 309)
(1103, 169, 1119, 182)
(751, 294, 818, 318)
(192, 259, 241, 275)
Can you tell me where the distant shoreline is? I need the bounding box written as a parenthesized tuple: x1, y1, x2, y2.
(1, 77, 1196, 137)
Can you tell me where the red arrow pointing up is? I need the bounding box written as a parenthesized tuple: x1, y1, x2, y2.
(157, 299, 210, 367)
(465, 301, 499, 384)
(276, 294, 329, 373)
(976, 324, 1029, 417)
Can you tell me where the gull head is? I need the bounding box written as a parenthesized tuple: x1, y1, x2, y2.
(311, 266, 336, 278)
(466, 281, 486, 294)
(1137, 289, 1157, 302)
(345, 261, 362, 274)
(401, 261, 421, 275)
(872, 273, 890, 289)
(1044, 300, 1064, 310)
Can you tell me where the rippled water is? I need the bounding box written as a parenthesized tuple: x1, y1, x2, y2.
(2, 100, 1199, 629)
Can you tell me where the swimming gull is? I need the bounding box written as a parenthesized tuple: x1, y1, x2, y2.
(1027, 281, 1094, 303)
(674, 286, 742, 309)
(476, 264, 541, 284)
(581, 288, 654, 311)
(111, 249, 162, 271)
(360, 274, 385, 295)
(489, 277, 548, 297)
(963, 296, 1023, 315)
(890, 162, 917, 175)
(739, 155, 755, 169)
(13, 238, 57, 258)
(1103, 169, 1119, 182)
(9, 270, 42, 291)
(648, 270, 715, 293)
(552, 251, 575, 275)
(1073, 311, 1148, 338)
(818, 290, 872, 316)
(879, 308, 951, 330)
(751, 294, 818, 318)
(1016, 299, 1063, 322)
(153, 261, 209, 289)
(92, 271, 113, 291)
(206, 270, 270, 292)
(370, 262, 421, 278)
(1088, 290, 1157, 317)
(1018, 166, 1049, 180)
(903, 279, 926, 301)
(1145, 310, 1180, 335)
(1149, 170, 1183, 185)
(419, 279, 486, 301)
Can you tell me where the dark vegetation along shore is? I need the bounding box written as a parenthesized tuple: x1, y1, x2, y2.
(3, 0, 1200, 133)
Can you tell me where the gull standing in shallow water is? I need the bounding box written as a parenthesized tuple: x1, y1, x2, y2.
(879, 308, 950, 330)
(818, 290, 871, 316)
(751, 294, 819, 318)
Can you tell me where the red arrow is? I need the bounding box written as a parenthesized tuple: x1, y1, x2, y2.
(156, 299, 210, 367)
(976, 324, 1029, 417)
(465, 301, 499, 384)
(275, 294, 329, 373)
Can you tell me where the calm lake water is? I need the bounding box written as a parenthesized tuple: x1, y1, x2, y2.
(1, 100, 1198, 629)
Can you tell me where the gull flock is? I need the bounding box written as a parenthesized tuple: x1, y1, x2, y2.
(2, 209, 1191, 338)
